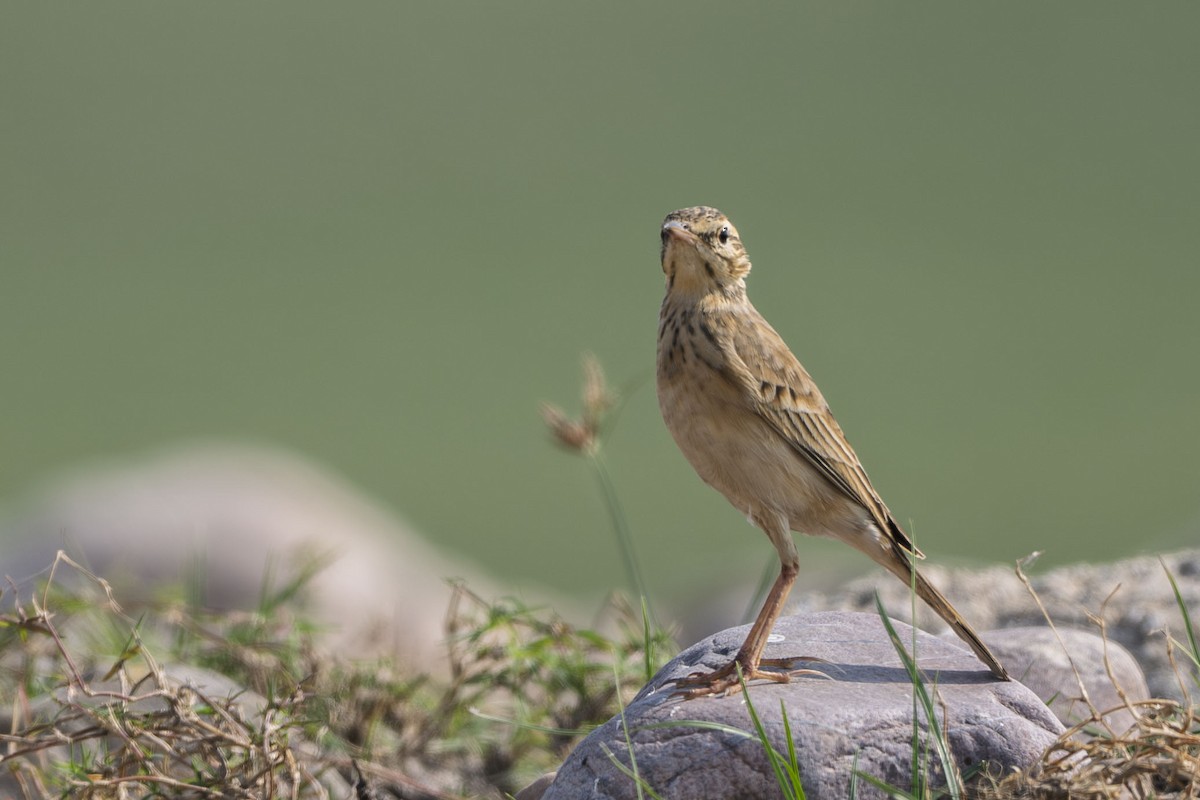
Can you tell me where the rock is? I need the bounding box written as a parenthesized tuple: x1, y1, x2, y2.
(981, 626, 1150, 735)
(1027, 551, 1200, 701)
(542, 612, 1062, 800)
(794, 550, 1200, 700)
(515, 771, 557, 800)
(0, 443, 519, 672)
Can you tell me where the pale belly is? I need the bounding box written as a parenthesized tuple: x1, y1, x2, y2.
(657, 370, 859, 540)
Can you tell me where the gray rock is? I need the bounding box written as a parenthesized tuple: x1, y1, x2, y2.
(796, 550, 1200, 700)
(980, 626, 1150, 735)
(543, 612, 1061, 800)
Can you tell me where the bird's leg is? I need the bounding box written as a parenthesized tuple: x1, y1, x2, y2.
(675, 518, 811, 698)
(673, 562, 797, 697)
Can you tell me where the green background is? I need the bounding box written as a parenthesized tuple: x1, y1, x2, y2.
(3, 3, 1198, 610)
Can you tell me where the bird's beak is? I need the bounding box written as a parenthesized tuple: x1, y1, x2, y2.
(661, 220, 698, 246)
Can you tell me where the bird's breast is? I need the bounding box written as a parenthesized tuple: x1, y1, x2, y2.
(659, 366, 807, 505)
(657, 348, 862, 537)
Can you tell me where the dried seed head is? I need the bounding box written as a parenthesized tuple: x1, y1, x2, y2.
(539, 402, 595, 453)
(541, 354, 617, 454)
(581, 353, 614, 427)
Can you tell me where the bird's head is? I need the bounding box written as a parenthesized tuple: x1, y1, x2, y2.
(660, 206, 751, 295)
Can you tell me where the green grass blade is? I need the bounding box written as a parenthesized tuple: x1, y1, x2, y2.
(1161, 558, 1200, 677)
(602, 743, 665, 800)
(874, 593, 963, 800)
(589, 449, 657, 630)
(737, 668, 806, 800)
(467, 707, 588, 737)
(640, 595, 655, 683)
(647, 695, 806, 799)
(853, 769, 919, 799)
(779, 699, 805, 797)
(611, 662, 656, 800)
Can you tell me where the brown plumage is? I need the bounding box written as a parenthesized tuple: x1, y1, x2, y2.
(656, 205, 1008, 697)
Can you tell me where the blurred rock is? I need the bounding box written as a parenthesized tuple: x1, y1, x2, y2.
(0, 443, 521, 671)
(543, 612, 1061, 800)
(980, 626, 1150, 735)
(514, 771, 557, 800)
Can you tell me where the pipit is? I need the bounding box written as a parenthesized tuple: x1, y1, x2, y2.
(656, 206, 1009, 697)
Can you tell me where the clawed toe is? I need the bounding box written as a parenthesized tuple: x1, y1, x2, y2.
(670, 659, 812, 699)
(759, 655, 834, 679)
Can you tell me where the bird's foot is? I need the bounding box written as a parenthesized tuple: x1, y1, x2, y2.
(760, 655, 832, 676)
(670, 656, 829, 699)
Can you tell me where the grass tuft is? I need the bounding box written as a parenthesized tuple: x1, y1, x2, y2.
(0, 552, 671, 799)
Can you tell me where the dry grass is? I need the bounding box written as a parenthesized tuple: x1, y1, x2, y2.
(975, 558, 1200, 800)
(1, 553, 669, 799)
(4, 548, 1199, 798)
(1009, 698, 1200, 799)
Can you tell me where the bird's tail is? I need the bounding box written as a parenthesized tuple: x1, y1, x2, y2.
(882, 554, 1010, 681)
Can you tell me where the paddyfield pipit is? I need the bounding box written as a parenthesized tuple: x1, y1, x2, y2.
(656, 206, 1009, 697)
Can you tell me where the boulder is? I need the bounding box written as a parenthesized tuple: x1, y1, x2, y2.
(0, 443, 514, 671)
(796, 551, 1200, 700)
(542, 612, 1062, 800)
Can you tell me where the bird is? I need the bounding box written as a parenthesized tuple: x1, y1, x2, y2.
(656, 205, 1009, 697)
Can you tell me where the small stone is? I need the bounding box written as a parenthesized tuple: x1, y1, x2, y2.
(515, 771, 558, 800)
(980, 626, 1150, 736)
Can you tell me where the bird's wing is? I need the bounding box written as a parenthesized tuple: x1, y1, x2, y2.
(716, 307, 923, 559)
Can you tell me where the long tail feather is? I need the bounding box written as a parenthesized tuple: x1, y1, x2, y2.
(912, 570, 1009, 680)
(880, 551, 1010, 681)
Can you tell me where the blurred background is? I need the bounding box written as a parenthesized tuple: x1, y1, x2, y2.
(3, 3, 1198, 622)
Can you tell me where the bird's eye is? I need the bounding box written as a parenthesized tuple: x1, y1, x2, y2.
(718, 226, 730, 244)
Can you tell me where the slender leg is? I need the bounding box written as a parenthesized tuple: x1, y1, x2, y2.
(734, 558, 798, 667)
(674, 512, 814, 698)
